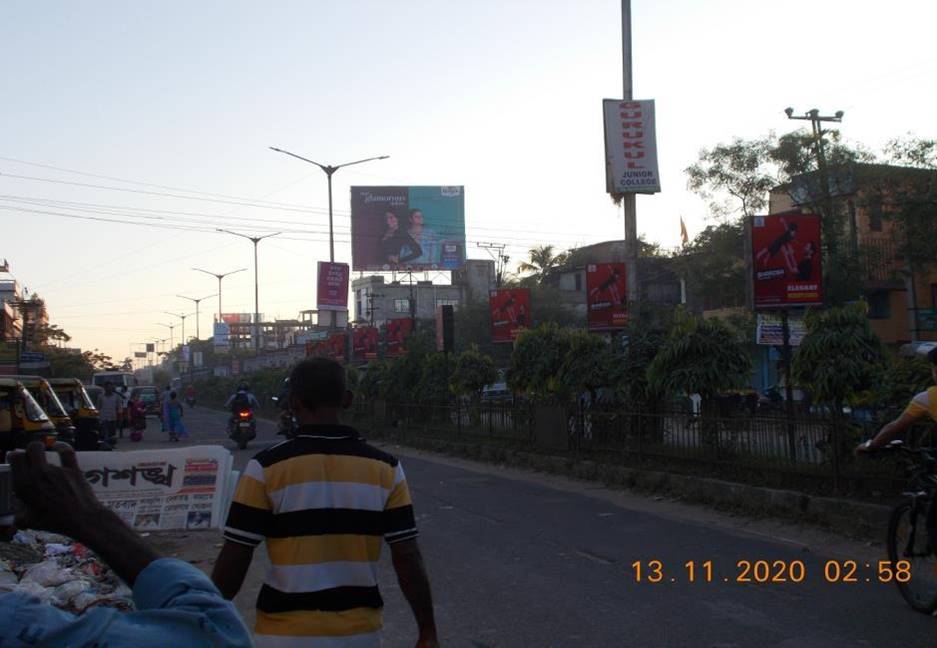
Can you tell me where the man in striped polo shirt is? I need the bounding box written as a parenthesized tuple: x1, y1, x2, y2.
(212, 358, 438, 647)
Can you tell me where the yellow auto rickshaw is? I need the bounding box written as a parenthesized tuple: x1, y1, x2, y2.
(13, 375, 77, 446)
(49, 377, 103, 451)
(0, 378, 57, 455)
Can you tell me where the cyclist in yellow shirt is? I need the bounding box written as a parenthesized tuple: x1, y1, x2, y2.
(857, 348, 937, 452)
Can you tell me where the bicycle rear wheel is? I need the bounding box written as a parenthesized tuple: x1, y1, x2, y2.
(888, 502, 937, 614)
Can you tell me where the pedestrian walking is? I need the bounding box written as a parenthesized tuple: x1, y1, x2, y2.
(129, 394, 146, 442)
(212, 358, 439, 648)
(167, 391, 187, 442)
(160, 385, 172, 434)
(95, 382, 122, 446)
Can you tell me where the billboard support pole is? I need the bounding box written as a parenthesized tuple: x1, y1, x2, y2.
(621, 0, 639, 304)
(780, 308, 797, 463)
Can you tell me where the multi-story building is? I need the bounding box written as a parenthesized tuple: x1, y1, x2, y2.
(548, 240, 683, 316)
(0, 260, 22, 343)
(769, 163, 937, 346)
(352, 259, 495, 327)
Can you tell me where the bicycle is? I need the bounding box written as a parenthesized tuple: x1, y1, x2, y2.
(870, 440, 937, 614)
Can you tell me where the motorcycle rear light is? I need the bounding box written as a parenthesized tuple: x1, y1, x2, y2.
(238, 411, 250, 418)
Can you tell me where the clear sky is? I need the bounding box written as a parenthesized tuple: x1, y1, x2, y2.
(2, 0, 935, 360)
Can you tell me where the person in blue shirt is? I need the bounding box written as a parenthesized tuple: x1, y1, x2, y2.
(2, 442, 252, 647)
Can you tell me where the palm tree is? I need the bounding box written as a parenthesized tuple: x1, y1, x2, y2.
(517, 245, 568, 285)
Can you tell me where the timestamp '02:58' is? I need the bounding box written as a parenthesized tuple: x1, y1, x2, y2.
(630, 559, 912, 583)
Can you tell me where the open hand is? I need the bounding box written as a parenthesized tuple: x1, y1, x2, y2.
(9, 442, 106, 540)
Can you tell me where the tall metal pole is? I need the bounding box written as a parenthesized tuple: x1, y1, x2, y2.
(192, 268, 246, 324)
(177, 293, 216, 341)
(254, 239, 260, 350)
(621, 0, 639, 303)
(327, 170, 335, 262)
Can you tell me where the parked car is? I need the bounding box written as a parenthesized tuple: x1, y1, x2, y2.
(130, 386, 161, 417)
(480, 382, 511, 403)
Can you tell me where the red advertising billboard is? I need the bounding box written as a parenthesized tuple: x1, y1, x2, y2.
(353, 327, 379, 362)
(350, 186, 466, 271)
(325, 332, 346, 362)
(751, 213, 822, 309)
(586, 263, 628, 330)
(489, 288, 531, 343)
(385, 318, 414, 357)
(317, 261, 350, 311)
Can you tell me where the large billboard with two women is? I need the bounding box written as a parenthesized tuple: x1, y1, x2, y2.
(351, 186, 466, 271)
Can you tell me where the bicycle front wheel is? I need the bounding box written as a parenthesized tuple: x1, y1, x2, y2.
(888, 502, 937, 614)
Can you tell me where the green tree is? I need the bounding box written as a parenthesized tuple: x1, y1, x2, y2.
(416, 352, 454, 405)
(674, 221, 746, 309)
(506, 323, 571, 400)
(647, 310, 751, 417)
(686, 136, 778, 219)
(792, 303, 885, 412)
(517, 245, 569, 286)
(450, 345, 498, 402)
(556, 330, 611, 403)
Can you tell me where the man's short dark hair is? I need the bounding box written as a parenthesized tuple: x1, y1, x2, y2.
(290, 358, 346, 410)
(927, 347, 937, 366)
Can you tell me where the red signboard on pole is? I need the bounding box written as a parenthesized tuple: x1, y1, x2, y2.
(385, 318, 413, 357)
(489, 288, 531, 343)
(751, 213, 823, 309)
(586, 263, 628, 330)
(353, 327, 379, 362)
(317, 262, 350, 311)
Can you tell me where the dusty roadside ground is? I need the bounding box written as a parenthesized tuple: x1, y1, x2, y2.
(146, 529, 269, 628)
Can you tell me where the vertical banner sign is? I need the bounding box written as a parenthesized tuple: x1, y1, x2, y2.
(350, 186, 466, 271)
(317, 261, 350, 311)
(180, 345, 191, 363)
(586, 263, 628, 330)
(353, 327, 379, 362)
(489, 288, 531, 343)
(751, 213, 823, 308)
(603, 99, 661, 194)
(385, 318, 414, 357)
(212, 322, 230, 352)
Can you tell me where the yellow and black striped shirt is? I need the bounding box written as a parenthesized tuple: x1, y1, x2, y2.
(224, 424, 418, 647)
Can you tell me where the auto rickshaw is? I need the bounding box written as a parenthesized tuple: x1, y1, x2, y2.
(0, 378, 57, 455)
(49, 377, 103, 451)
(12, 375, 76, 446)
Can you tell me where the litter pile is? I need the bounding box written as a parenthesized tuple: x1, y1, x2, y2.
(0, 530, 134, 614)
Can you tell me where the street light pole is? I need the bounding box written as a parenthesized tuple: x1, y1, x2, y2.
(156, 322, 176, 350)
(163, 312, 192, 346)
(268, 147, 390, 262)
(176, 293, 217, 341)
(192, 267, 247, 322)
(217, 230, 281, 350)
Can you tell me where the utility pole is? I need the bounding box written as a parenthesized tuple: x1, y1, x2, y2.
(476, 242, 510, 287)
(366, 292, 384, 327)
(622, 0, 639, 303)
(192, 267, 247, 322)
(217, 230, 280, 351)
(176, 293, 217, 341)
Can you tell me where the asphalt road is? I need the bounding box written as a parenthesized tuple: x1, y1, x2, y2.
(122, 406, 935, 647)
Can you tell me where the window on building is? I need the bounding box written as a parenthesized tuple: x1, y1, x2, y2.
(866, 291, 891, 319)
(436, 299, 459, 309)
(867, 195, 884, 232)
(394, 298, 410, 313)
(574, 273, 582, 291)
